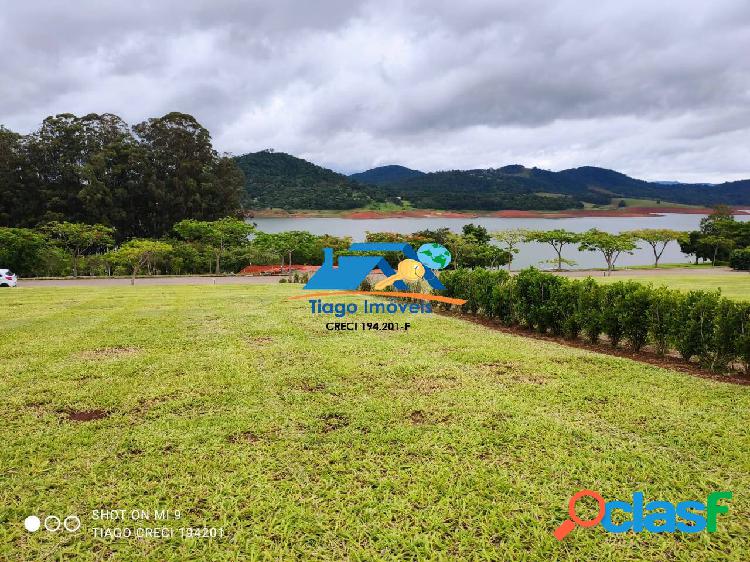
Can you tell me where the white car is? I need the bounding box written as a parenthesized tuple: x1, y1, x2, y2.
(0, 269, 17, 287)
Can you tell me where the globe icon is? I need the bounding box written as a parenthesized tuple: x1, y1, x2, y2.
(416, 243, 452, 270)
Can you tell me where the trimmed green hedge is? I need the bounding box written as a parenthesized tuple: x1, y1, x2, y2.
(440, 268, 750, 372)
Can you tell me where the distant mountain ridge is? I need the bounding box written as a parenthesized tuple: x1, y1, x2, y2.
(234, 151, 750, 210)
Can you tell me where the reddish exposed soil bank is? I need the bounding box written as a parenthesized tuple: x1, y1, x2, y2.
(239, 264, 319, 275)
(248, 207, 749, 220)
(345, 207, 749, 219)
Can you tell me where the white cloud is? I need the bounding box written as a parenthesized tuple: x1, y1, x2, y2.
(1, 0, 750, 182)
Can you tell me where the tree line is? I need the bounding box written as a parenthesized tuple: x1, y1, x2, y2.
(0, 221, 510, 282)
(0, 112, 244, 238)
(494, 228, 684, 273)
(3, 211, 746, 281)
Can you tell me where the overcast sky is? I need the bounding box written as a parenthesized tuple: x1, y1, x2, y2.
(1, 1, 749, 182)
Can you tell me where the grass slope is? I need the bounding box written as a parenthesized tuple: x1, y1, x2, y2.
(596, 273, 750, 301)
(1, 285, 748, 560)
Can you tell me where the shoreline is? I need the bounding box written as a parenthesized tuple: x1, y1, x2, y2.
(246, 206, 749, 220)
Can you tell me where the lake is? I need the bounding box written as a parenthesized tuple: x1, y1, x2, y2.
(249, 213, 750, 269)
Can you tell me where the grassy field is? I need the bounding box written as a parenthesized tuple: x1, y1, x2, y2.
(1, 284, 748, 560)
(595, 272, 750, 301)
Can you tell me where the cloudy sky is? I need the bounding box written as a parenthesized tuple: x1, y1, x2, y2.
(1, 1, 749, 182)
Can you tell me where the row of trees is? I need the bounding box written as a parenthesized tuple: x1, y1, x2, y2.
(3, 216, 745, 281)
(677, 206, 750, 269)
(0, 221, 514, 281)
(493, 228, 683, 273)
(0, 112, 244, 238)
(440, 268, 750, 373)
(364, 224, 511, 269)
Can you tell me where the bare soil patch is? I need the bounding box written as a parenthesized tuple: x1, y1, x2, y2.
(64, 409, 109, 422)
(77, 346, 139, 359)
(228, 431, 261, 444)
(321, 413, 350, 432)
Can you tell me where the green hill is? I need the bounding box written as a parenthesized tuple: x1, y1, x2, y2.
(236, 152, 750, 211)
(349, 165, 425, 185)
(235, 150, 383, 210)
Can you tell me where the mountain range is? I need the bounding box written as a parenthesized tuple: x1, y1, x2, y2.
(234, 150, 750, 211)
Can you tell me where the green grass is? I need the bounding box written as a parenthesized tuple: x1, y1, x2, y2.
(596, 273, 750, 301)
(582, 198, 702, 210)
(1, 285, 748, 560)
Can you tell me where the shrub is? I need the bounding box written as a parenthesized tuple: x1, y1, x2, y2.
(599, 282, 629, 347)
(709, 298, 743, 370)
(648, 287, 682, 355)
(730, 248, 750, 271)
(514, 268, 565, 332)
(578, 278, 603, 343)
(673, 290, 720, 363)
(621, 282, 652, 351)
(737, 304, 750, 373)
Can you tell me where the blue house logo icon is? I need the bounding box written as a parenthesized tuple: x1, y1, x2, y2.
(303, 243, 448, 291)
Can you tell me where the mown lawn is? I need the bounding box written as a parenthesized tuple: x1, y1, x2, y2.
(595, 273, 750, 301)
(1, 285, 748, 560)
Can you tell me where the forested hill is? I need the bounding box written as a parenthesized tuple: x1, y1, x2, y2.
(236, 152, 750, 211)
(559, 166, 750, 206)
(351, 164, 750, 210)
(349, 165, 425, 185)
(235, 150, 386, 210)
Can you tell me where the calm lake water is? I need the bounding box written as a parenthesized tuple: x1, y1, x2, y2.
(249, 213, 750, 269)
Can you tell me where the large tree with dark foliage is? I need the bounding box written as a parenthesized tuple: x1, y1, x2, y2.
(0, 113, 244, 238)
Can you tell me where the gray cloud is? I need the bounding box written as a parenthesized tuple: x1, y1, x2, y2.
(1, 0, 750, 182)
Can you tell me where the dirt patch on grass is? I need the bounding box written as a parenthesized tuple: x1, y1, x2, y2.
(246, 336, 274, 346)
(408, 409, 451, 425)
(64, 409, 109, 422)
(77, 347, 140, 360)
(228, 431, 261, 444)
(481, 361, 548, 385)
(441, 311, 750, 386)
(297, 380, 327, 392)
(410, 375, 459, 394)
(409, 410, 426, 424)
(321, 413, 350, 433)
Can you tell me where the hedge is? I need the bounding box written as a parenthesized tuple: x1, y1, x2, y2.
(440, 267, 750, 373)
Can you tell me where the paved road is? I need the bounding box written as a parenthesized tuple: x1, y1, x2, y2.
(15, 275, 286, 287)
(12, 267, 745, 288)
(555, 266, 744, 278)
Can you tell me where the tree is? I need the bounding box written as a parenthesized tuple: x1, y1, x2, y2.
(699, 235, 735, 266)
(0, 227, 50, 277)
(493, 229, 529, 271)
(134, 112, 244, 237)
(631, 229, 681, 267)
(274, 231, 319, 272)
(462, 223, 491, 244)
(42, 222, 115, 276)
(174, 217, 254, 274)
(578, 230, 638, 275)
(113, 240, 173, 285)
(525, 229, 580, 271)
